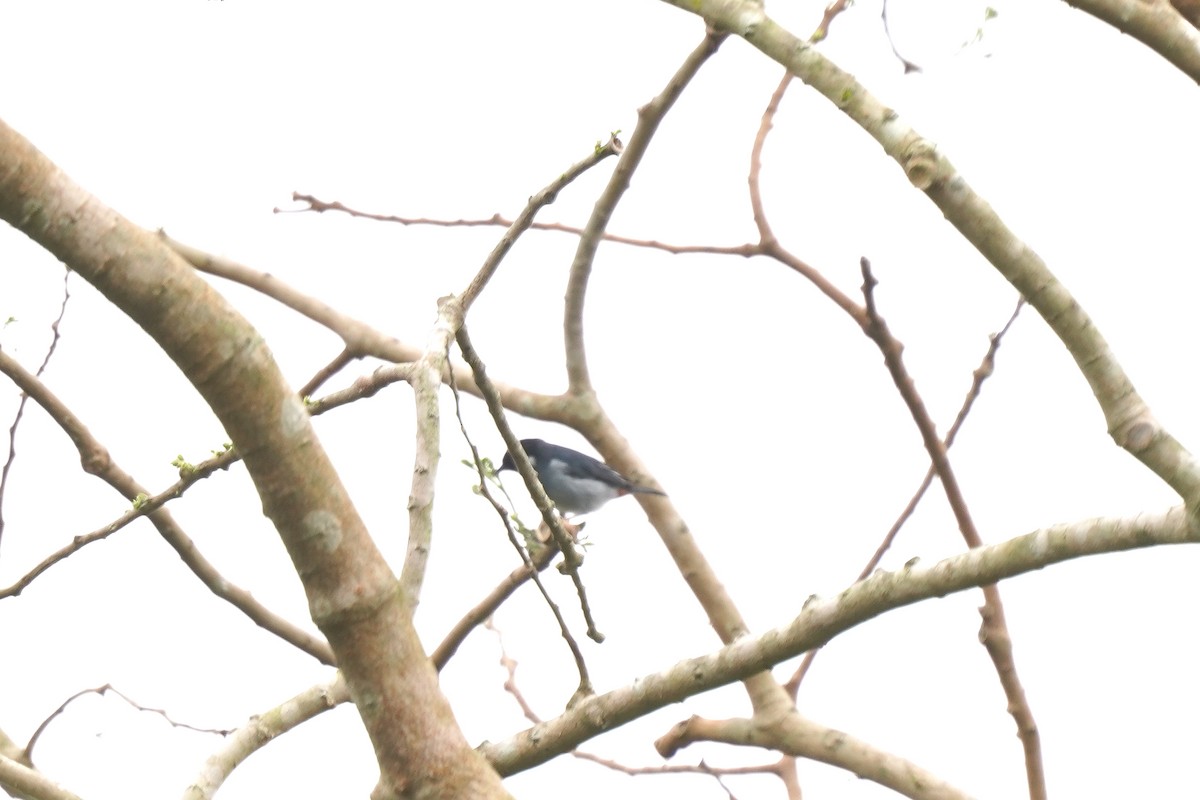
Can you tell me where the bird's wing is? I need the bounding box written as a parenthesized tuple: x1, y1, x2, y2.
(548, 447, 635, 489)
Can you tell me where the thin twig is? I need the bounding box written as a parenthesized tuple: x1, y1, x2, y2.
(298, 347, 355, 398)
(810, 0, 851, 42)
(459, 134, 624, 311)
(881, 0, 923, 73)
(25, 683, 231, 762)
(0, 267, 70, 556)
(285, 196, 760, 257)
(442, 344, 591, 695)
(456, 324, 602, 646)
(403, 134, 628, 617)
(748, 71, 866, 322)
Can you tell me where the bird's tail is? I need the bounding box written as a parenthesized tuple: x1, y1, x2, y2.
(629, 485, 667, 497)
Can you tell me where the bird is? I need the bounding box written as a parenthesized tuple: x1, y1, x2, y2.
(498, 438, 666, 515)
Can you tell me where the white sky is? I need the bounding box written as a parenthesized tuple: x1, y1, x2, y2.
(2, 2, 1199, 799)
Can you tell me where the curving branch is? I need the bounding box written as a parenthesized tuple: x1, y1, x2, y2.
(659, 715, 970, 800)
(563, 31, 726, 393)
(182, 674, 349, 800)
(483, 506, 1194, 776)
(657, 0, 1200, 511)
(183, 505, 1194, 798)
(1065, 0, 1200, 82)
(554, 30, 802, 726)
(162, 235, 557, 416)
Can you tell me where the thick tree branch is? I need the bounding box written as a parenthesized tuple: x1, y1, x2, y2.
(0, 117, 509, 800)
(0, 754, 82, 800)
(182, 674, 349, 800)
(484, 506, 1194, 775)
(1066, 0, 1200, 82)
(183, 505, 1195, 796)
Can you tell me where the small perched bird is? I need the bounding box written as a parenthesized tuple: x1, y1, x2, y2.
(498, 438, 666, 515)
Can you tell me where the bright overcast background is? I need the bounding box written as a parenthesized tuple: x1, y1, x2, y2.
(2, 2, 1199, 799)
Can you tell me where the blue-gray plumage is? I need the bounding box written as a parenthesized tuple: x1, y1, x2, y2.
(498, 438, 666, 515)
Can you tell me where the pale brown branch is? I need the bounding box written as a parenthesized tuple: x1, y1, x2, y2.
(298, 347, 355, 398)
(662, 714, 971, 800)
(811, 0, 850, 42)
(488, 619, 545, 726)
(0, 115, 510, 800)
(430, 541, 557, 671)
(399, 134, 629, 606)
(484, 507, 1194, 776)
(564, 31, 726, 394)
(787, 297, 1025, 694)
(571, 749, 783, 779)
(1064, 0, 1200, 82)
(859, 259, 1044, 800)
(0, 349, 335, 663)
(0, 754, 82, 800)
(183, 674, 349, 800)
(287, 196, 760, 256)
(748, 70, 867, 322)
(489, 621, 788, 794)
(163, 236, 569, 421)
(459, 134, 624, 311)
(400, 298, 462, 608)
